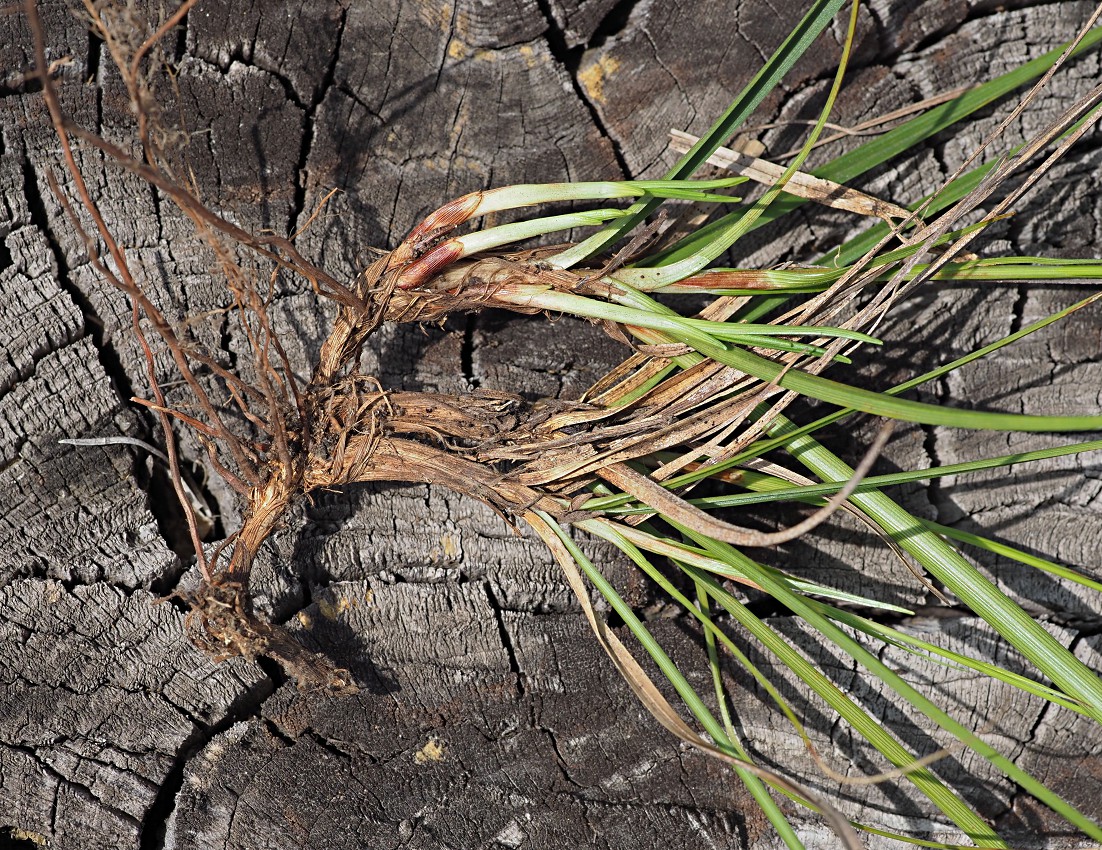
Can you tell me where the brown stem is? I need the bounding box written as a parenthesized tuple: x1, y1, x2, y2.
(330, 436, 560, 519)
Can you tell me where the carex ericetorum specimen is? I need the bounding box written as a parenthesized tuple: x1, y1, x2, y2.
(26, 0, 1102, 844)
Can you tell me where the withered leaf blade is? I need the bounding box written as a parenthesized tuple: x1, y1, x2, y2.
(669, 128, 912, 223)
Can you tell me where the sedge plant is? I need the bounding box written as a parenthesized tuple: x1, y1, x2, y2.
(24, 0, 1102, 844)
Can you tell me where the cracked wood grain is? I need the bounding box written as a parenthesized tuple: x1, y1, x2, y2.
(167, 583, 769, 849)
(1, 1, 1101, 848)
(0, 580, 267, 848)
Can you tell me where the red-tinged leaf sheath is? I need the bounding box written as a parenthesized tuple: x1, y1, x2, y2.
(678, 270, 778, 290)
(402, 191, 484, 248)
(396, 240, 465, 289)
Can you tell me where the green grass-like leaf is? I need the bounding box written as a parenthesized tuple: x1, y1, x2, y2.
(549, 0, 851, 269)
(650, 24, 1102, 269)
(474, 6, 1102, 845)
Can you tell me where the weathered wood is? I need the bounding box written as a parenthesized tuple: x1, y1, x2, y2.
(0, 579, 266, 847)
(1, 1, 1101, 848)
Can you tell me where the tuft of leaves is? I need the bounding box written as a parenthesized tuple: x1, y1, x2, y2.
(26, 0, 1102, 845)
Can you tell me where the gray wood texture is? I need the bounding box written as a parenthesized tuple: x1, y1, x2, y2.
(2, 1, 1101, 847)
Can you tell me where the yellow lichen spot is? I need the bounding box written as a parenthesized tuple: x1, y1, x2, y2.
(425, 3, 457, 34)
(414, 737, 445, 764)
(297, 610, 313, 629)
(441, 533, 460, 559)
(317, 594, 352, 621)
(6, 829, 47, 847)
(475, 49, 495, 62)
(447, 38, 468, 60)
(578, 54, 620, 105)
(452, 7, 469, 35)
(518, 43, 538, 68)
